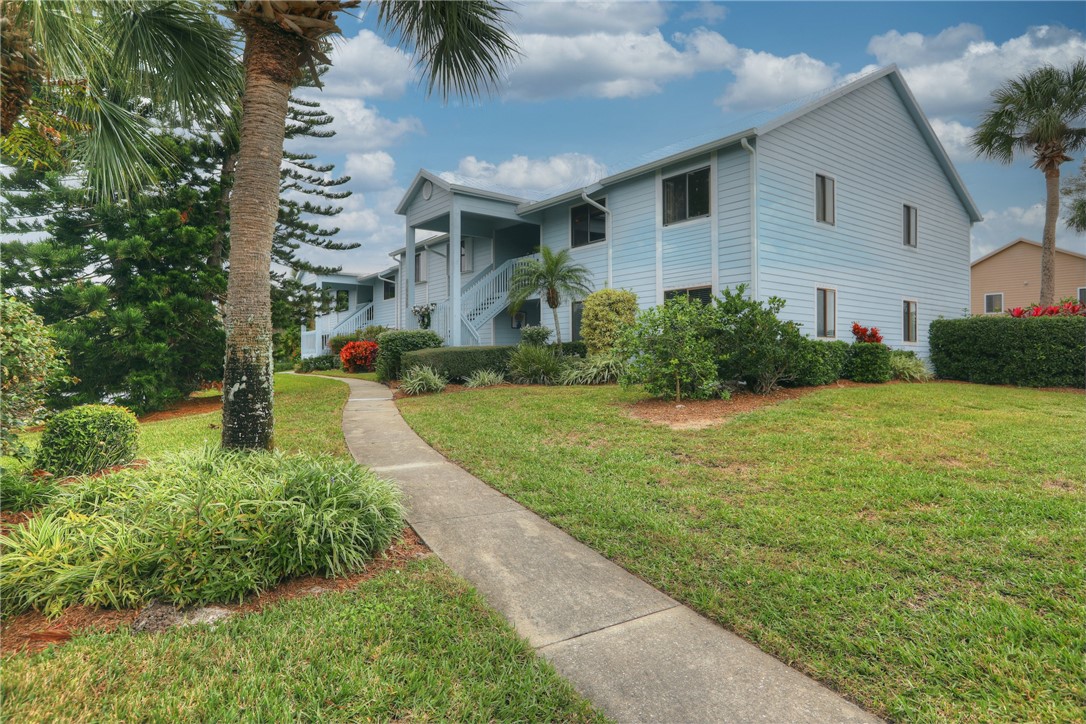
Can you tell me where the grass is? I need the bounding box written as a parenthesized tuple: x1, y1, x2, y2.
(399, 382, 1086, 723)
(2, 557, 600, 722)
(3, 373, 603, 722)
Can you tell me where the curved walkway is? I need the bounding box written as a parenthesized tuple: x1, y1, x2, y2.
(330, 375, 879, 723)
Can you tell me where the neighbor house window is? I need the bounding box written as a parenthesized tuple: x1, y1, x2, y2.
(335, 289, 350, 312)
(571, 199, 607, 247)
(414, 251, 426, 283)
(816, 287, 836, 337)
(664, 286, 713, 304)
(1079, 287, 1086, 304)
(903, 300, 918, 342)
(815, 174, 835, 225)
(663, 167, 710, 225)
(572, 301, 584, 341)
(460, 237, 474, 274)
(383, 280, 396, 300)
(903, 204, 918, 247)
(984, 293, 1003, 314)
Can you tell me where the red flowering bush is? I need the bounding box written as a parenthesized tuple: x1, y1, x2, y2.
(340, 340, 379, 372)
(851, 322, 883, 343)
(1007, 300, 1085, 318)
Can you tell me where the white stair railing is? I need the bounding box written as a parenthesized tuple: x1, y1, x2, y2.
(328, 303, 375, 338)
(460, 253, 540, 331)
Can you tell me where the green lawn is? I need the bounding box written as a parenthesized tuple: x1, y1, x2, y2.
(3, 374, 602, 723)
(301, 369, 380, 383)
(399, 382, 1086, 723)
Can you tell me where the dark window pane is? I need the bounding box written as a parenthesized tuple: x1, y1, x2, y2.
(588, 204, 606, 242)
(384, 280, 396, 300)
(984, 294, 1002, 314)
(687, 168, 710, 218)
(572, 301, 584, 341)
(663, 176, 685, 225)
(336, 289, 350, 311)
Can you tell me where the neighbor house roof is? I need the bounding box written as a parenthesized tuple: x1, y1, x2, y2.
(971, 238, 1086, 266)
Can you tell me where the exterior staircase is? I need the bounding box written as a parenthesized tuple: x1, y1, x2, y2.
(431, 253, 540, 345)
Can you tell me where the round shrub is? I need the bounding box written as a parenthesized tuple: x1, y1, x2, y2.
(617, 296, 718, 400)
(375, 330, 443, 382)
(580, 288, 638, 354)
(340, 340, 379, 372)
(0, 448, 404, 616)
(1, 297, 67, 457)
(35, 404, 139, 476)
(846, 343, 892, 383)
(789, 338, 851, 386)
(519, 325, 552, 347)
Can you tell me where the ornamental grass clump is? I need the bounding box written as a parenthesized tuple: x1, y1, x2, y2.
(464, 369, 506, 388)
(508, 344, 568, 385)
(1, 448, 404, 617)
(399, 366, 447, 396)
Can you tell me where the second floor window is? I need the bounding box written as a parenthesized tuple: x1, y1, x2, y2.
(571, 200, 607, 247)
(903, 204, 918, 247)
(414, 251, 426, 282)
(815, 174, 835, 225)
(663, 167, 710, 225)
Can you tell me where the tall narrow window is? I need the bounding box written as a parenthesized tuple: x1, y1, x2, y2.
(414, 251, 426, 283)
(383, 279, 396, 300)
(903, 204, 918, 247)
(460, 237, 474, 273)
(903, 300, 918, 342)
(984, 293, 1003, 314)
(572, 301, 584, 341)
(815, 174, 835, 225)
(816, 288, 836, 337)
(663, 167, 711, 225)
(571, 200, 607, 247)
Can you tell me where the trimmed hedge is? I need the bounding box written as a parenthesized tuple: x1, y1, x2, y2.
(789, 338, 851, 386)
(846, 342, 892, 383)
(375, 330, 443, 382)
(561, 341, 588, 358)
(929, 316, 1085, 387)
(401, 346, 515, 381)
(295, 355, 338, 373)
(35, 404, 139, 476)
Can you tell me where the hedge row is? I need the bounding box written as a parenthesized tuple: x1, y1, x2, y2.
(375, 330, 444, 382)
(401, 342, 588, 382)
(929, 316, 1085, 388)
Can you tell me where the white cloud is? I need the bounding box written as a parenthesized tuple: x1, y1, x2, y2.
(511, 1, 667, 35)
(505, 28, 736, 100)
(344, 151, 396, 190)
(287, 97, 422, 155)
(864, 24, 1086, 117)
(971, 203, 1086, 260)
(441, 152, 608, 197)
(319, 30, 414, 99)
(929, 118, 976, 163)
(680, 2, 727, 25)
(716, 50, 837, 111)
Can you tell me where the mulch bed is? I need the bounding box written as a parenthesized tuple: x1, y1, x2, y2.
(138, 396, 222, 423)
(0, 527, 430, 656)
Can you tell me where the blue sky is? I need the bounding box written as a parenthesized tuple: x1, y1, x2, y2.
(289, 1, 1086, 275)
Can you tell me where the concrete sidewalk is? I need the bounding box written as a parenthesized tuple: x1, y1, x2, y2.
(331, 375, 879, 723)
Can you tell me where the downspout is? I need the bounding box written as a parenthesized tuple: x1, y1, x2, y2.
(740, 137, 759, 300)
(581, 191, 612, 287)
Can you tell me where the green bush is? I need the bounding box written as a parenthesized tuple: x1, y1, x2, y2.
(1, 297, 68, 458)
(560, 351, 628, 386)
(34, 404, 139, 476)
(295, 354, 338, 373)
(0, 448, 404, 616)
(580, 289, 639, 354)
(560, 341, 588, 358)
(889, 350, 933, 382)
(846, 343, 892, 383)
(327, 325, 390, 356)
(464, 369, 506, 388)
(929, 316, 1085, 387)
(375, 330, 444, 382)
(401, 345, 515, 381)
(508, 344, 569, 385)
(618, 295, 718, 400)
(713, 285, 804, 393)
(520, 325, 552, 347)
(0, 465, 56, 512)
(789, 338, 851, 387)
(273, 359, 297, 373)
(360, 324, 390, 342)
(399, 366, 448, 396)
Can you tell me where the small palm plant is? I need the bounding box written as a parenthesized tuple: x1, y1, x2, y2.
(507, 246, 593, 344)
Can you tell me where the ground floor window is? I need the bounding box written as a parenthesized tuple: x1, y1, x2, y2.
(984, 292, 1003, 314)
(1079, 287, 1086, 305)
(663, 286, 712, 304)
(384, 280, 396, 300)
(816, 287, 836, 338)
(572, 301, 584, 341)
(903, 300, 918, 343)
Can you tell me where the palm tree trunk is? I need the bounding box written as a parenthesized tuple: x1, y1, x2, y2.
(221, 20, 304, 450)
(1040, 166, 1060, 306)
(550, 303, 562, 345)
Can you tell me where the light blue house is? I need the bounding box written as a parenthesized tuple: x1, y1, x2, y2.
(301, 65, 981, 358)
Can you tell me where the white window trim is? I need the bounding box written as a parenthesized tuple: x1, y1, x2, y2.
(902, 202, 919, 248)
(983, 292, 1004, 315)
(414, 250, 427, 284)
(661, 164, 712, 227)
(460, 237, 474, 274)
(1078, 287, 1086, 304)
(902, 297, 919, 344)
(569, 196, 608, 249)
(814, 171, 836, 227)
(815, 285, 838, 339)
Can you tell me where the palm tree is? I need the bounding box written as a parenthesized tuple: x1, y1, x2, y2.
(0, 0, 239, 197)
(222, 0, 517, 450)
(972, 61, 1086, 306)
(508, 246, 594, 345)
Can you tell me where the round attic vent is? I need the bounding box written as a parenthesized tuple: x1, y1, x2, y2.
(421, 180, 433, 200)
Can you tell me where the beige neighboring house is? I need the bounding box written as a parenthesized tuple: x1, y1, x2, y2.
(971, 238, 1086, 314)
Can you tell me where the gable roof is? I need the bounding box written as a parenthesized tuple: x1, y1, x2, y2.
(394, 169, 529, 216)
(971, 237, 1086, 266)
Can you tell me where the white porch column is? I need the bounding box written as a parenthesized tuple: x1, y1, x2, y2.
(450, 198, 462, 345)
(405, 225, 417, 329)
